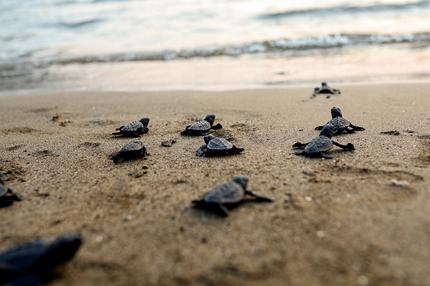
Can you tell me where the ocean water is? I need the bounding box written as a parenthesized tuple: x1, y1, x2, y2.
(1, 0, 430, 91)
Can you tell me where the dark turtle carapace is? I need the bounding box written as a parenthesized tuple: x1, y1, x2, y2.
(0, 173, 22, 208)
(312, 82, 341, 97)
(0, 234, 82, 285)
(315, 107, 365, 134)
(196, 135, 244, 157)
(192, 176, 273, 217)
(293, 124, 355, 159)
(111, 140, 146, 163)
(112, 117, 150, 137)
(181, 114, 222, 136)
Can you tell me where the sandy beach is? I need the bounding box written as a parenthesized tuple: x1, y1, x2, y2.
(0, 82, 429, 285)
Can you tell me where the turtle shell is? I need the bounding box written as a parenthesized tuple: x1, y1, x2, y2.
(304, 135, 333, 154)
(206, 137, 233, 150)
(0, 234, 82, 278)
(120, 121, 144, 132)
(202, 181, 245, 204)
(119, 140, 144, 153)
(328, 117, 350, 132)
(0, 184, 6, 197)
(188, 120, 211, 132)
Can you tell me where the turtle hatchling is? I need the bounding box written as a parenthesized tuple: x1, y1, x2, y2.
(0, 233, 82, 285)
(111, 140, 146, 163)
(0, 173, 22, 208)
(192, 176, 273, 217)
(112, 117, 150, 137)
(196, 135, 244, 157)
(315, 107, 365, 134)
(181, 114, 222, 136)
(312, 82, 341, 97)
(293, 124, 355, 159)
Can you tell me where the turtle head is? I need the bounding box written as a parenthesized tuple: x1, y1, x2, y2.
(233, 176, 249, 190)
(321, 82, 328, 88)
(320, 123, 336, 138)
(331, 107, 342, 118)
(139, 117, 150, 127)
(203, 135, 215, 144)
(204, 114, 216, 125)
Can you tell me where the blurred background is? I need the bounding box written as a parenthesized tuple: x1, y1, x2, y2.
(1, 0, 430, 91)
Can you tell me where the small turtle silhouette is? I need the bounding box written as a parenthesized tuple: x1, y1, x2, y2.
(181, 114, 222, 136)
(112, 117, 150, 137)
(293, 124, 355, 159)
(0, 234, 82, 285)
(111, 140, 146, 163)
(196, 135, 244, 157)
(192, 176, 273, 217)
(315, 107, 365, 134)
(312, 82, 341, 97)
(0, 173, 22, 208)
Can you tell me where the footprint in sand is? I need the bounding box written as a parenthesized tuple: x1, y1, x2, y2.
(26, 107, 57, 113)
(78, 142, 101, 148)
(32, 150, 59, 157)
(88, 120, 119, 126)
(5, 144, 25, 151)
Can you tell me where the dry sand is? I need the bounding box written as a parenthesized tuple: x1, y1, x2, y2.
(0, 82, 429, 286)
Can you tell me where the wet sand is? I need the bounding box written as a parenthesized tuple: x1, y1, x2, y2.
(0, 82, 429, 285)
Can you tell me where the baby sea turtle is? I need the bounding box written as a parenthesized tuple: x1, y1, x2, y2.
(196, 135, 244, 157)
(112, 117, 150, 137)
(181, 114, 222, 136)
(315, 107, 365, 134)
(0, 234, 82, 285)
(293, 124, 355, 159)
(111, 140, 146, 163)
(0, 173, 22, 208)
(192, 176, 273, 217)
(312, 82, 341, 97)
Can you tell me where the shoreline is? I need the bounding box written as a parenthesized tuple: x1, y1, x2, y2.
(1, 82, 429, 285)
(2, 77, 430, 97)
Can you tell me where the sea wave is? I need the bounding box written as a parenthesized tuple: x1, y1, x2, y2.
(51, 32, 430, 65)
(259, 0, 430, 19)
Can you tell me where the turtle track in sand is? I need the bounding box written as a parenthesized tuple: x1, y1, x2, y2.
(310, 164, 424, 203)
(0, 127, 39, 135)
(0, 159, 26, 182)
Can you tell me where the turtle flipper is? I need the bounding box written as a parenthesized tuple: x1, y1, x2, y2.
(215, 204, 230, 217)
(294, 150, 305, 156)
(332, 89, 341, 94)
(7, 189, 23, 202)
(180, 125, 191, 135)
(196, 145, 208, 157)
(292, 142, 308, 149)
(111, 153, 124, 163)
(332, 141, 355, 151)
(245, 191, 273, 203)
(0, 200, 14, 208)
(112, 131, 122, 136)
(320, 152, 333, 159)
(350, 123, 365, 131)
(211, 123, 223, 130)
(314, 126, 324, 131)
(192, 200, 229, 217)
(345, 127, 356, 133)
(230, 146, 244, 155)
